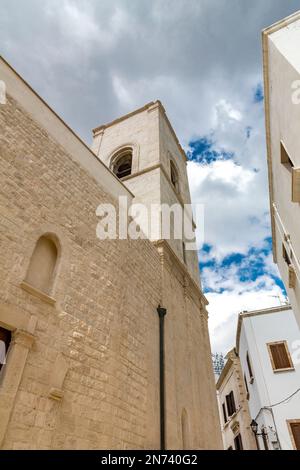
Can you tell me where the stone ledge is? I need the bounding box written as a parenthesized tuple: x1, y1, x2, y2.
(20, 281, 56, 305)
(48, 387, 64, 401)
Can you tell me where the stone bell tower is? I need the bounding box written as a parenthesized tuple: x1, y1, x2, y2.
(92, 101, 222, 450)
(91, 100, 200, 286)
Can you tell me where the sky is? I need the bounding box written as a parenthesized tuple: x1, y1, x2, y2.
(1, 0, 299, 354)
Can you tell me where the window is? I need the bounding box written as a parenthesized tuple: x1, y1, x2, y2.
(282, 243, 291, 265)
(112, 149, 132, 179)
(292, 168, 300, 203)
(244, 374, 249, 400)
(170, 160, 179, 192)
(282, 244, 296, 288)
(288, 421, 300, 450)
(0, 326, 12, 373)
(246, 352, 254, 383)
(222, 403, 227, 424)
(25, 235, 59, 294)
(267, 341, 294, 372)
(182, 241, 186, 264)
(234, 434, 243, 450)
(280, 142, 293, 166)
(226, 391, 236, 417)
(280, 142, 300, 203)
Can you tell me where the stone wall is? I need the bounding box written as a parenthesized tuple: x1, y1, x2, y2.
(0, 58, 221, 449)
(0, 92, 161, 449)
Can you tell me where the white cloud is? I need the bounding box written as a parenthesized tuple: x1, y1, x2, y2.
(207, 278, 287, 354)
(0, 0, 297, 356)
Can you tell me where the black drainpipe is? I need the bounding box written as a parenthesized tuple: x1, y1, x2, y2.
(157, 305, 167, 450)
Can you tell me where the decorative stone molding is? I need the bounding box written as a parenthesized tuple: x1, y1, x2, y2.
(231, 420, 240, 435)
(0, 303, 37, 448)
(12, 329, 35, 349)
(108, 142, 140, 175)
(20, 280, 56, 305)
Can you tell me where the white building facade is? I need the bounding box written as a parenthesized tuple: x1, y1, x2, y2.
(237, 306, 300, 450)
(216, 349, 256, 450)
(263, 11, 300, 330)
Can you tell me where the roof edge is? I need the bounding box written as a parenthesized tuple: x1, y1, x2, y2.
(236, 304, 292, 354)
(262, 10, 300, 38)
(93, 100, 187, 163)
(0, 54, 134, 201)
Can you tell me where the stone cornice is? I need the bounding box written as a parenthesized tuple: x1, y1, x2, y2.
(93, 100, 187, 164)
(121, 162, 196, 229)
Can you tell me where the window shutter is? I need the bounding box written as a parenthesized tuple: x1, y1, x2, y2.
(225, 394, 231, 416)
(230, 391, 236, 414)
(269, 342, 292, 370)
(292, 168, 300, 202)
(288, 265, 296, 289)
(226, 391, 236, 416)
(291, 423, 300, 450)
(234, 434, 243, 450)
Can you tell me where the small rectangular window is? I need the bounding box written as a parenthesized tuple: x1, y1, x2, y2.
(234, 433, 243, 450)
(0, 326, 12, 372)
(222, 403, 227, 424)
(280, 142, 293, 166)
(246, 352, 254, 383)
(288, 421, 300, 450)
(267, 341, 294, 371)
(226, 391, 236, 417)
(282, 244, 291, 265)
(182, 241, 186, 264)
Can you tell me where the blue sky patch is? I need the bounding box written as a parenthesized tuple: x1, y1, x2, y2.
(254, 83, 264, 103)
(187, 136, 234, 164)
(199, 237, 285, 296)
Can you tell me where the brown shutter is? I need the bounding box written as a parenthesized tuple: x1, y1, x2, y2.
(291, 423, 300, 450)
(292, 168, 300, 202)
(226, 391, 236, 416)
(269, 342, 292, 370)
(289, 265, 296, 289)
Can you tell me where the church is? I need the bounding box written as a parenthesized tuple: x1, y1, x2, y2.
(0, 55, 222, 450)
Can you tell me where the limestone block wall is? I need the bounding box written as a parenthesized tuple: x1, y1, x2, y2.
(0, 57, 222, 450)
(156, 243, 222, 450)
(0, 93, 161, 449)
